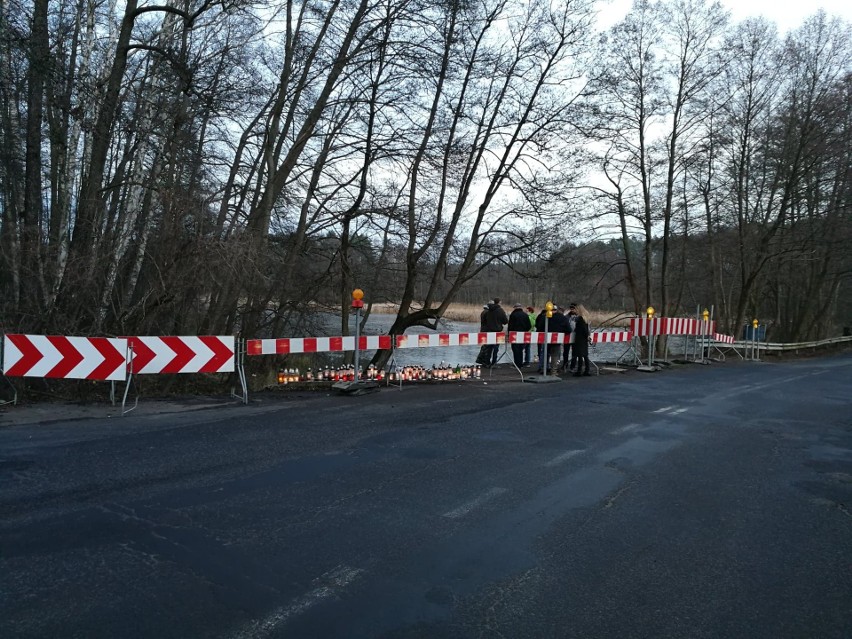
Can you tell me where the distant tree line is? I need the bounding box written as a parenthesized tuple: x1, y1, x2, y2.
(0, 0, 849, 346)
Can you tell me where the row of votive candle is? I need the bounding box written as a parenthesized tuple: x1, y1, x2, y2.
(277, 364, 482, 384)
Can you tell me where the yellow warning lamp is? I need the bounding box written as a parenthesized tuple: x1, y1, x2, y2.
(702, 308, 710, 322)
(351, 288, 365, 309)
(646, 306, 655, 319)
(545, 301, 554, 318)
(752, 318, 758, 329)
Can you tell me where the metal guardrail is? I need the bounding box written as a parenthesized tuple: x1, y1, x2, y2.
(723, 335, 852, 352)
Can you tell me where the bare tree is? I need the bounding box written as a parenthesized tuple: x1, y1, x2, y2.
(591, 0, 727, 317)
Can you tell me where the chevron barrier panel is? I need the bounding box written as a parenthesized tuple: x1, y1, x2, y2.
(2, 334, 128, 381)
(127, 336, 235, 374)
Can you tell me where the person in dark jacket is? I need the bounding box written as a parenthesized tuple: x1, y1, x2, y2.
(508, 303, 532, 367)
(475, 299, 509, 366)
(482, 298, 509, 366)
(479, 303, 490, 331)
(475, 302, 492, 365)
(571, 304, 591, 376)
(535, 305, 568, 373)
(559, 303, 577, 372)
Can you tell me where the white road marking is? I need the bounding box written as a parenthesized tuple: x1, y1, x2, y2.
(610, 423, 640, 435)
(234, 565, 363, 638)
(672, 407, 689, 415)
(714, 375, 802, 400)
(442, 487, 507, 519)
(654, 406, 674, 413)
(544, 449, 584, 467)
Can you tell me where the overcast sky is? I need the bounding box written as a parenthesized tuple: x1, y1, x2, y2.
(598, 0, 852, 34)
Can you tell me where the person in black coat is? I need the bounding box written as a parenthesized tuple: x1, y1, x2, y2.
(475, 302, 492, 365)
(508, 303, 532, 367)
(571, 305, 591, 376)
(476, 298, 509, 366)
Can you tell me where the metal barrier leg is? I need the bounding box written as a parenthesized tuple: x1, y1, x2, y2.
(0, 336, 17, 405)
(614, 340, 639, 367)
(488, 340, 511, 379)
(121, 374, 139, 415)
(0, 372, 17, 406)
(384, 347, 403, 389)
(507, 339, 525, 383)
(230, 339, 249, 404)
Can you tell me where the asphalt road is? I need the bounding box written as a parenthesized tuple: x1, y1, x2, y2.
(2, 354, 852, 638)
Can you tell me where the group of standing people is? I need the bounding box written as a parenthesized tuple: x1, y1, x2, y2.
(476, 299, 592, 376)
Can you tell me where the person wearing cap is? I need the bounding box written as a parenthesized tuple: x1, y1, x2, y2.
(508, 303, 532, 368)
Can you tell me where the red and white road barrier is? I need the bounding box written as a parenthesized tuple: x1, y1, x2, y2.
(699, 320, 716, 335)
(128, 336, 235, 374)
(247, 332, 507, 355)
(247, 335, 392, 355)
(2, 334, 128, 381)
(713, 333, 735, 344)
(509, 332, 567, 344)
(508, 331, 633, 345)
(630, 318, 666, 336)
(395, 332, 504, 349)
(249, 330, 637, 355)
(631, 317, 716, 336)
(663, 318, 696, 335)
(590, 331, 633, 344)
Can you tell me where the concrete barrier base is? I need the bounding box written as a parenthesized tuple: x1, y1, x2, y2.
(332, 380, 380, 396)
(524, 375, 562, 384)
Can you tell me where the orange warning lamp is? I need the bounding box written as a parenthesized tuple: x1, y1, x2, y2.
(646, 306, 655, 319)
(545, 301, 554, 318)
(351, 288, 364, 309)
